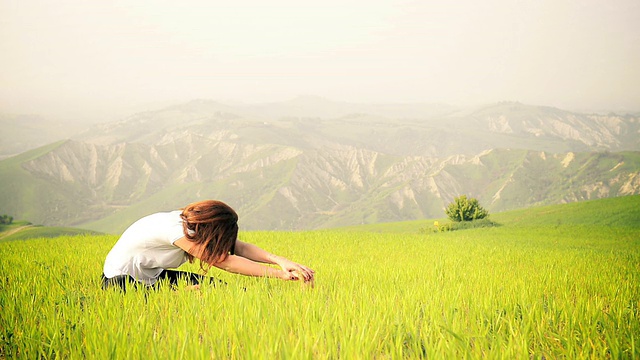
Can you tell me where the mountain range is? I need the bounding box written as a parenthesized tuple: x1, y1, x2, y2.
(1, 97, 639, 232)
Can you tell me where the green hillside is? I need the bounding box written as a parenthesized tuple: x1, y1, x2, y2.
(0, 217, 102, 242)
(490, 194, 640, 228)
(338, 195, 640, 233)
(0, 226, 101, 242)
(0, 220, 32, 235)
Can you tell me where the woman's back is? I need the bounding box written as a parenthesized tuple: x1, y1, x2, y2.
(103, 210, 187, 284)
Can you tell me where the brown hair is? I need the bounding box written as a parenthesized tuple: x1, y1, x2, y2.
(180, 200, 238, 272)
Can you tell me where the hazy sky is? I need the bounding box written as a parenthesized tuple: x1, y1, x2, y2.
(1, 0, 639, 121)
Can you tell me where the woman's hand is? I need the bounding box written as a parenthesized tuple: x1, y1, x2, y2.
(230, 240, 315, 282)
(274, 257, 315, 282)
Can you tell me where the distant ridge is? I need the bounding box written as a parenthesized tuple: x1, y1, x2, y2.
(4, 98, 638, 158)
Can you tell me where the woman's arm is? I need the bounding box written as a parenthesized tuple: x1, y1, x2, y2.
(235, 240, 315, 281)
(174, 237, 310, 280)
(234, 240, 279, 264)
(212, 254, 292, 279)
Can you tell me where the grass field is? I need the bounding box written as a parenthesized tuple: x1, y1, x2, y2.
(1, 196, 638, 358)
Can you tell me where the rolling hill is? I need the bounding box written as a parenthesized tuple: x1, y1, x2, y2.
(1, 140, 638, 232)
(337, 195, 640, 233)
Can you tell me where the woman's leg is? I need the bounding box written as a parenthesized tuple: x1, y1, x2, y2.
(101, 274, 141, 292)
(156, 270, 226, 288)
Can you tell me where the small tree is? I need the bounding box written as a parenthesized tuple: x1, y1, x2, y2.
(445, 195, 488, 222)
(0, 215, 13, 225)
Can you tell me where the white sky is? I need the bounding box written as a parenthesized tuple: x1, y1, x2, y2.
(1, 0, 639, 121)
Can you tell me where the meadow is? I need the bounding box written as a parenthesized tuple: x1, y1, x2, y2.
(1, 196, 639, 359)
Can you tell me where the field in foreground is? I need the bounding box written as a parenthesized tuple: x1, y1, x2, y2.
(1, 196, 639, 359)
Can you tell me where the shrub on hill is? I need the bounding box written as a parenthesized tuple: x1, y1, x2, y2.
(423, 218, 499, 234)
(445, 195, 489, 222)
(447, 218, 498, 231)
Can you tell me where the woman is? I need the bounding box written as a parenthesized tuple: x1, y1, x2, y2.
(102, 200, 314, 291)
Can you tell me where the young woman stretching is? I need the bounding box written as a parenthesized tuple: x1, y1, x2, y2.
(102, 200, 314, 291)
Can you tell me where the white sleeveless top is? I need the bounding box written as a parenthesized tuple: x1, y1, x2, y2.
(103, 211, 189, 285)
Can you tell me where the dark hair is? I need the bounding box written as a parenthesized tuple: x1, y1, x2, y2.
(180, 200, 238, 273)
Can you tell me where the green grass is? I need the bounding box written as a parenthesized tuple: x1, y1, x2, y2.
(1, 197, 638, 358)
